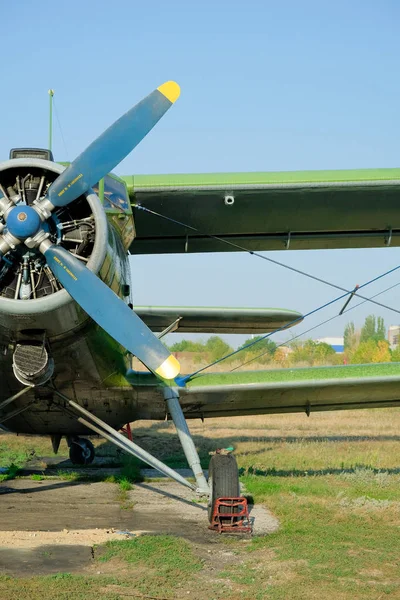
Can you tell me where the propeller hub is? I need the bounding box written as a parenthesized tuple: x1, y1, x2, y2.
(7, 205, 41, 240)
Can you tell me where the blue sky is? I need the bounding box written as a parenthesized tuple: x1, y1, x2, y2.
(2, 0, 400, 348)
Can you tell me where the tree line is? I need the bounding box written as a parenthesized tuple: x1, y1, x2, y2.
(343, 315, 395, 364)
(168, 314, 398, 367)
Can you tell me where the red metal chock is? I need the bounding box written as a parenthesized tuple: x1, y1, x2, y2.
(121, 422, 133, 442)
(208, 497, 252, 534)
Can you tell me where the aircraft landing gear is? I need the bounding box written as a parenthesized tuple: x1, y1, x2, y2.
(207, 452, 240, 522)
(68, 437, 95, 465)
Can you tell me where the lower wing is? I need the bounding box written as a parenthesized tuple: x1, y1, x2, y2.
(178, 363, 400, 418)
(128, 363, 400, 420)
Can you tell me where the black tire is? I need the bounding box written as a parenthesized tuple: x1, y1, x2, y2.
(208, 453, 240, 523)
(69, 438, 95, 465)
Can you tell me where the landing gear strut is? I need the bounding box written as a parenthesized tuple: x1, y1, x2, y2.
(67, 437, 95, 465)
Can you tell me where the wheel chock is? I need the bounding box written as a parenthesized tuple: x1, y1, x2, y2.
(208, 497, 252, 533)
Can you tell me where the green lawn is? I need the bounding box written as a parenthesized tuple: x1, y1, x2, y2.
(188, 361, 400, 386)
(1, 409, 399, 599)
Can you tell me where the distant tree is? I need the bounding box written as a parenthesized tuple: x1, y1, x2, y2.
(371, 340, 391, 363)
(169, 339, 206, 352)
(239, 336, 276, 357)
(360, 315, 377, 343)
(350, 339, 377, 364)
(205, 336, 233, 362)
(359, 315, 387, 343)
(289, 339, 337, 366)
(376, 317, 386, 341)
(344, 322, 357, 350)
(391, 347, 400, 362)
(273, 347, 290, 366)
(313, 342, 338, 362)
(235, 336, 277, 365)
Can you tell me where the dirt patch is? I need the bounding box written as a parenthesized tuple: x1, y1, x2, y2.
(0, 545, 93, 576)
(0, 477, 278, 576)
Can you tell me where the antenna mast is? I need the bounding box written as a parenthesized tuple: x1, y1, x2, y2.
(48, 89, 55, 152)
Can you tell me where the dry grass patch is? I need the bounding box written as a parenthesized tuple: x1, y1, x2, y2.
(1, 406, 399, 599)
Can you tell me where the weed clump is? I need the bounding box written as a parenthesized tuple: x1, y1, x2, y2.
(0, 463, 20, 482)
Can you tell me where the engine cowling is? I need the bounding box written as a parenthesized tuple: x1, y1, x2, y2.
(0, 158, 108, 344)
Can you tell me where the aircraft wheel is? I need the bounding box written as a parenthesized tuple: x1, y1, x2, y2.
(207, 453, 240, 523)
(69, 438, 95, 465)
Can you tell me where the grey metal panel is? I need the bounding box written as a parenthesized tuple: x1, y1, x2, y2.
(134, 306, 303, 333)
(129, 183, 400, 254)
(176, 376, 400, 418)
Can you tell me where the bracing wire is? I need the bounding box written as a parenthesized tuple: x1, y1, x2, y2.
(176, 263, 400, 384)
(135, 204, 400, 383)
(133, 204, 400, 317)
(230, 280, 400, 372)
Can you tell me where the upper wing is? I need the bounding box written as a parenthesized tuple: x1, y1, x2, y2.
(127, 363, 400, 419)
(121, 168, 400, 254)
(134, 306, 302, 334)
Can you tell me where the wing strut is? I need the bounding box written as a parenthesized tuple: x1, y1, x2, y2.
(53, 388, 209, 494)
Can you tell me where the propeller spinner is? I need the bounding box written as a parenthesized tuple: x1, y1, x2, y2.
(0, 81, 181, 381)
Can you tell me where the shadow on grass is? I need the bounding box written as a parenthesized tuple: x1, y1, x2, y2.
(3, 421, 400, 488)
(240, 465, 400, 477)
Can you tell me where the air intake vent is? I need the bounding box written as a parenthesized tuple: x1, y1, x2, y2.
(9, 148, 54, 161)
(12, 343, 54, 385)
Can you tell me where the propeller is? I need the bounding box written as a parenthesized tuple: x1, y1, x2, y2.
(46, 81, 180, 210)
(0, 81, 181, 381)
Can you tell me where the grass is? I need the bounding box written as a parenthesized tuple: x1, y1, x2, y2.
(229, 489, 399, 599)
(0, 538, 203, 599)
(0, 574, 126, 600)
(103, 455, 143, 484)
(187, 361, 400, 386)
(97, 535, 203, 596)
(0, 463, 20, 482)
(98, 534, 202, 574)
(1, 409, 400, 598)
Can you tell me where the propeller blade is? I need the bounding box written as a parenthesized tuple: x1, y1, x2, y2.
(43, 244, 180, 380)
(47, 81, 180, 209)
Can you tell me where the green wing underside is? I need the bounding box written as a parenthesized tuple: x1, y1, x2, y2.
(128, 363, 400, 419)
(134, 306, 302, 333)
(121, 168, 400, 254)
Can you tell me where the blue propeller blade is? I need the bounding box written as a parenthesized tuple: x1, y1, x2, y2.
(43, 244, 180, 380)
(47, 81, 180, 208)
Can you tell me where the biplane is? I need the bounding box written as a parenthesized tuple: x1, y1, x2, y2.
(1, 81, 399, 517)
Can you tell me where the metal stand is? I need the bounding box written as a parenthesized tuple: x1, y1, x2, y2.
(164, 387, 210, 494)
(208, 497, 252, 534)
(53, 389, 198, 492)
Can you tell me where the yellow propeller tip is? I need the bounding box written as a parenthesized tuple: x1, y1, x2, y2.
(157, 81, 181, 103)
(155, 355, 181, 380)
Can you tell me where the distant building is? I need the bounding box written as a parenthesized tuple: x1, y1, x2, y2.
(388, 325, 400, 350)
(316, 337, 344, 353)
